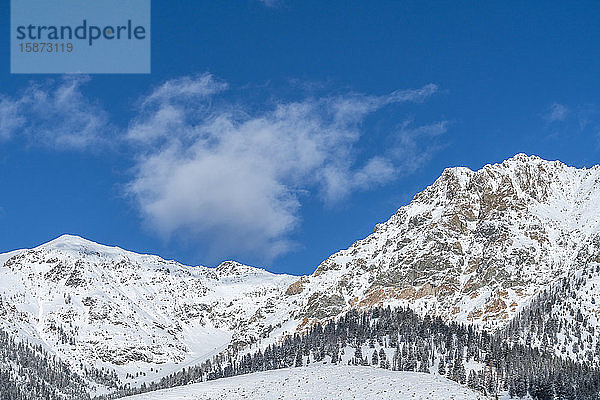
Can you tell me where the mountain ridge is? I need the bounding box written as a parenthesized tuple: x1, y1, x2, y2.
(0, 234, 297, 393)
(2, 153, 600, 397)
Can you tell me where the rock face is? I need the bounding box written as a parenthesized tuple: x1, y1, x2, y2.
(285, 154, 600, 331)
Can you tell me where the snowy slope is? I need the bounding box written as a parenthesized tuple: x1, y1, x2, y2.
(504, 262, 600, 363)
(0, 235, 296, 389)
(120, 365, 486, 400)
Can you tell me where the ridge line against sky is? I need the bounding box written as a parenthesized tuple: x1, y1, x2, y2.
(1, 1, 600, 275)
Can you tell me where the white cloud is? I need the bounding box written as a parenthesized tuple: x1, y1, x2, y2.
(390, 120, 449, 174)
(127, 75, 443, 260)
(543, 103, 569, 123)
(575, 104, 596, 131)
(257, 0, 281, 7)
(0, 76, 112, 150)
(129, 73, 227, 144)
(0, 96, 24, 141)
(141, 73, 228, 107)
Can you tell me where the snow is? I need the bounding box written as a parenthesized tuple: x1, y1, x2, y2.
(121, 365, 486, 400)
(0, 249, 24, 266)
(0, 235, 298, 389)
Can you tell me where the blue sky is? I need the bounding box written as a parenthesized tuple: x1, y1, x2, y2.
(1, 1, 600, 275)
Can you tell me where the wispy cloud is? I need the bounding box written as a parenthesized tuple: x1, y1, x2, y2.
(0, 96, 24, 141)
(540, 102, 600, 144)
(257, 0, 281, 8)
(126, 74, 444, 260)
(140, 74, 228, 107)
(543, 103, 569, 123)
(390, 120, 449, 174)
(0, 76, 113, 150)
(575, 104, 597, 131)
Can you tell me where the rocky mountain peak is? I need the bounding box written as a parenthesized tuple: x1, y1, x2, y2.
(289, 155, 600, 331)
(215, 260, 270, 277)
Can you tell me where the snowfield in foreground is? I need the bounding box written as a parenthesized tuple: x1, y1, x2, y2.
(122, 365, 486, 400)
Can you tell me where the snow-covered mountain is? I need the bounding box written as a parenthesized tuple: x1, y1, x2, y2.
(0, 235, 296, 392)
(283, 154, 600, 333)
(2, 154, 600, 397)
(120, 365, 486, 400)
